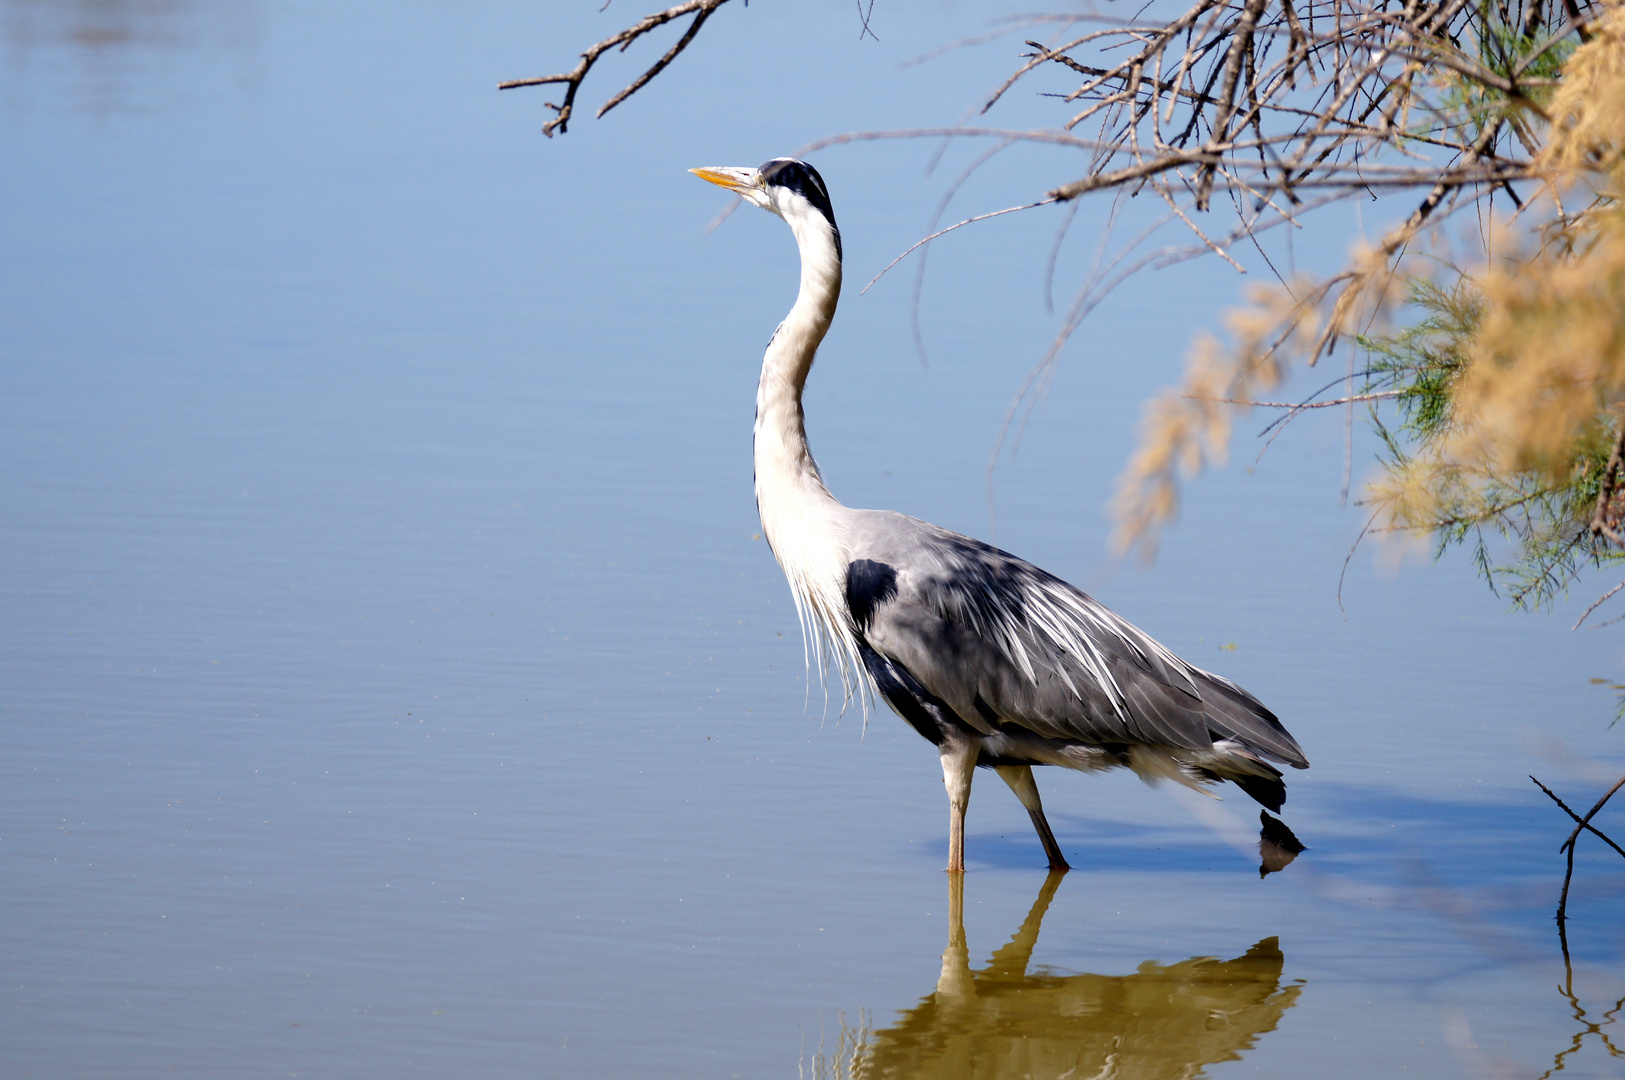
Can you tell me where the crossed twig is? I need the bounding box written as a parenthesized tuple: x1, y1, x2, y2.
(1529, 773, 1625, 923)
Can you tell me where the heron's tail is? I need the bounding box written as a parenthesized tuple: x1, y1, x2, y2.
(1178, 742, 1289, 810)
(1229, 771, 1287, 812)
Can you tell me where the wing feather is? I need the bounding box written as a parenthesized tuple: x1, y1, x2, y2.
(845, 511, 1308, 768)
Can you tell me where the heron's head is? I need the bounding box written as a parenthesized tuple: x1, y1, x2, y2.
(690, 158, 839, 238)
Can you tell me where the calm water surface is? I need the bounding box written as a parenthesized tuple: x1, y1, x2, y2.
(2, 3, 1622, 1077)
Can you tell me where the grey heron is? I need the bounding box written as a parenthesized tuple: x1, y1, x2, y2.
(691, 158, 1308, 873)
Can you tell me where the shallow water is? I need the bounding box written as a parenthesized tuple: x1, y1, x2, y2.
(2, 3, 1623, 1078)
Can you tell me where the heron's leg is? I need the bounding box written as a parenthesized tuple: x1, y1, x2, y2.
(940, 743, 978, 873)
(995, 764, 1070, 872)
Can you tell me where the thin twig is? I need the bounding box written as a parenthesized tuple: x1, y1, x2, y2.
(1533, 775, 1586, 923)
(1185, 390, 1400, 408)
(1573, 579, 1625, 630)
(1337, 509, 1381, 617)
(861, 199, 1060, 295)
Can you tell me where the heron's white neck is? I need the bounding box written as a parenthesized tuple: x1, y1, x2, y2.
(755, 211, 843, 535)
(751, 197, 868, 704)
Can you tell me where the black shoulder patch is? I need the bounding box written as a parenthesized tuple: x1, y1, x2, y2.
(758, 157, 839, 232)
(844, 559, 897, 633)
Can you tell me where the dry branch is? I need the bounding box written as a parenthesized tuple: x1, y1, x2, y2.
(499, 0, 734, 137)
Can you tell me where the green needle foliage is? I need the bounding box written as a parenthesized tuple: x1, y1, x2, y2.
(1361, 279, 1625, 613)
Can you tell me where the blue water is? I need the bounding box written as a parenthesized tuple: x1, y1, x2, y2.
(3, 2, 1622, 1077)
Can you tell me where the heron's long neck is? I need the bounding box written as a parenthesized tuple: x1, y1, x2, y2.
(755, 215, 843, 534)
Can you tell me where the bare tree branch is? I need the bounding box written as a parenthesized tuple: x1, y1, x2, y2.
(499, 0, 734, 137)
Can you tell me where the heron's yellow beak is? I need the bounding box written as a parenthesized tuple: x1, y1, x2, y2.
(689, 166, 757, 194)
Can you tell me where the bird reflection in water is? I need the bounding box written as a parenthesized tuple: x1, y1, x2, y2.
(1259, 810, 1306, 877)
(806, 874, 1301, 1080)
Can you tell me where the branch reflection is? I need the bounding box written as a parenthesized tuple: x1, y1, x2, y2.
(811, 873, 1302, 1079)
(1539, 924, 1625, 1078)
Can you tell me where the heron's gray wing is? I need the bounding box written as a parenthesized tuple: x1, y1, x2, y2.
(846, 513, 1307, 767)
(1187, 670, 1308, 767)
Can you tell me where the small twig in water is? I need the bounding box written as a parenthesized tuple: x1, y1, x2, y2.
(1530, 774, 1625, 924)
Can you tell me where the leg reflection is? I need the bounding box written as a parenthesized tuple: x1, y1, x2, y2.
(846, 874, 1302, 1080)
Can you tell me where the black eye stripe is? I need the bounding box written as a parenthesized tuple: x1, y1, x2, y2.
(758, 157, 838, 231)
